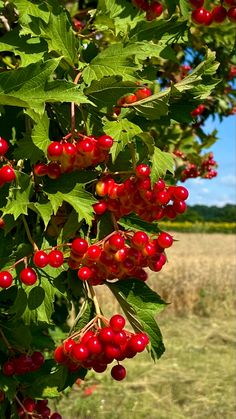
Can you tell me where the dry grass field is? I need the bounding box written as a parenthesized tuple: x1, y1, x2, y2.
(57, 233, 236, 419)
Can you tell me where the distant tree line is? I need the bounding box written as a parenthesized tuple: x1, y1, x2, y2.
(178, 204, 236, 223)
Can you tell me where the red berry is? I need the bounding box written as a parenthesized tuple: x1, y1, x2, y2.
(86, 245, 102, 261)
(157, 232, 173, 248)
(77, 139, 94, 154)
(192, 7, 208, 24)
(47, 162, 61, 179)
(128, 333, 147, 352)
(0, 137, 9, 156)
(54, 346, 67, 364)
(48, 250, 64, 267)
(0, 271, 13, 288)
(50, 413, 62, 419)
(135, 164, 151, 178)
(34, 163, 48, 177)
(98, 327, 115, 343)
(110, 314, 126, 331)
(0, 218, 5, 229)
(2, 361, 15, 376)
(111, 364, 126, 381)
(87, 337, 103, 355)
(97, 135, 114, 150)
(173, 186, 189, 201)
(23, 398, 36, 413)
(93, 201, 107, 215)
(132, 0, 149, 10)
(80, 330, 95, 344)
(77, 266, 92, 281)
(136, 88, 152, 100)
(71, 343, 89, 362)
(173, 200, 187, 214)
(228, 7, 236, 21)
(189, 0, 204, 7)
(93, 364, 107, 373)
(108, 233, 125, 251)
(71, 238, 88, 255)
(113, 331, 128, 346)
(20, 267, 37, 285)
(47, 142, 63, 159)
(0, 166, 16, 183)
(131, 231, 149, 248)
(63, 338, 75, 354)
(31, 351, 44, 365)
(224, 0, 236, 5)
(212, 6, 227, 22)
(105, 344, 121, 360)
(62, 142, 76, 156)
(33, 250, 49, 268)
(146, 1, 163, 20)
(124, 94, 137, 104)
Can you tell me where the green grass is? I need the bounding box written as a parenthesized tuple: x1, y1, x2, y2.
(56, 316, 236, 419)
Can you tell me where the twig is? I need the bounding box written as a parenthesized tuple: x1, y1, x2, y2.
(0, 15, 10, 31)
(87, 283, 102, 328)
(0, 328, 12, 350)
(22, 215, 38, 252)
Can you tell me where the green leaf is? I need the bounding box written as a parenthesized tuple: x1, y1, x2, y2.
(85, 76, 137, 111)
(103, 118, 142, 162)
(26, 109, 51, 154)
(118, 215, 160, 235)
(83, 43, 140, 85)
(0, 59, 92, 113)
(137, 132, 155, 155)
(179, 0, 191, 18)
(27, 365, 68, 398)
(131, 89, 170, 120)
(96, 212, 114, 241)
(43, 172, 97, 226)
(95, 0, 143, 36)
(28, 286, 46, 310)
(0, 30, 46, 66)
(74, 299, 95, 333)
(4, 323, 32, 350)
(11, 0, 50, 37)
(151, 147, 175, 185)
(107, 279, 166, 359)
(29, 201, 53, 229)
(129, 16, 188, 43)
(2, 172, 33, 220)
(39, 5, 77, 66)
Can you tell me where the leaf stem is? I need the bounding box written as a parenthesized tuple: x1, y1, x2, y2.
(0, 328, 12, 351)
(21, 215, 38, 252)
(87, 282, 102, 328)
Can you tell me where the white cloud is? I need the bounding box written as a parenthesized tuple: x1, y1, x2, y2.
(219, 175, 236, 186)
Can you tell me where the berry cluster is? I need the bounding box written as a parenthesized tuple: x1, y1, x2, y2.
(54, 314, 149, 381)
(0, 249, 64, 289)
(68, 230, 174, 284)
(191, 104, 206, 118)
(190, 0, 236, 25)
(94, 165, 189, 222)
(114, 87, 152, 115)
(174, 151, 218, 181)
(17, 397, 61, 419)
(2, 351, 44, 377)
(132, 0, 163, 20)
(34, 134, 114, 180)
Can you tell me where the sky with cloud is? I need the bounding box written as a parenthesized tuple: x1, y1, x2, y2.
(183, 115, 236, 207)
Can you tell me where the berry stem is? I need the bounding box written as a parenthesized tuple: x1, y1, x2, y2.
(22, 216, 39, 252)
(111, 213, 119, 232)
(87, 282, 102, 327)
(0, 328, 12, 350)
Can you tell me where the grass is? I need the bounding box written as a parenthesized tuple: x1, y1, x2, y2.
(56, 233, 236, 419)
(158, 221, 236, 234)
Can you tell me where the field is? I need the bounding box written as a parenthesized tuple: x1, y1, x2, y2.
(57, 233, 236, 419)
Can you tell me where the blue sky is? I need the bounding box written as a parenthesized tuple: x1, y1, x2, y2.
(183, 115, 236, 207)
